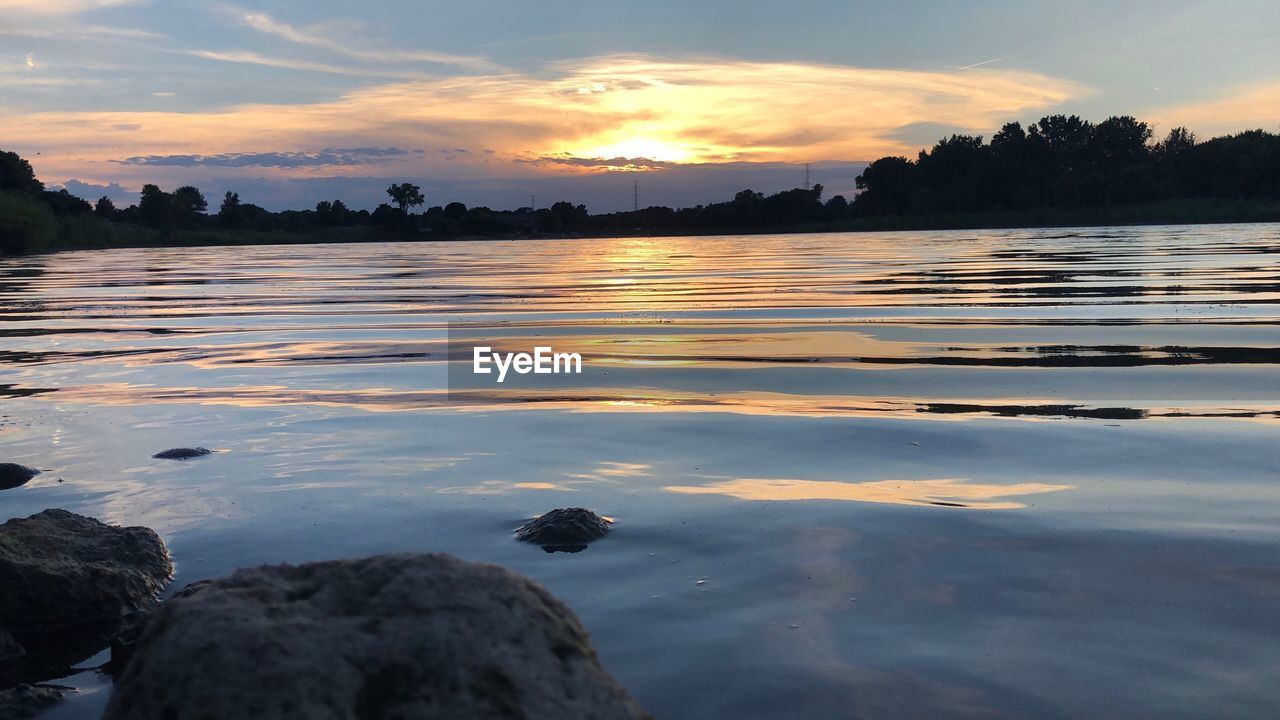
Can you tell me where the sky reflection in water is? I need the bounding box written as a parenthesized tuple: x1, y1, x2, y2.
(4, 225, 1280, 719)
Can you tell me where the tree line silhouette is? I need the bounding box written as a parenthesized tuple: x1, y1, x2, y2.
(3, 113, 1279, 255)
(852, 116, 1280, 216)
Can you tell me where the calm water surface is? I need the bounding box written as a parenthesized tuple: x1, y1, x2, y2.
(3, 225, 1280, 718)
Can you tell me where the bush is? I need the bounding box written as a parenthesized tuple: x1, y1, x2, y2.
(57, 212, 113, 248)
(0, 191, 58, 255)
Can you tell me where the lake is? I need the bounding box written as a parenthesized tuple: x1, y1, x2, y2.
(3, 225, 1280, 719)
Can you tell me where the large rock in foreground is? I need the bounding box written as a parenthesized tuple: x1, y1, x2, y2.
(0, 629, 23, 687)
(0, 630, 22, 666)
(106, 554, 649, 720)
(0, 509, 172, 662)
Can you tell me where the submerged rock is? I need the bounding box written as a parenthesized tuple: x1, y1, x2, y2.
(515, 507, 612, 551)
(0, 463, 40, 491)
(0, 509, 172, 654)
(0, 684, 70, 720)
(151, 447, 212, 460)
(105, 554, 649, 720)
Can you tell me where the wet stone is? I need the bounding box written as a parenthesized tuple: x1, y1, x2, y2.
(151, 447, 212, 460)
(0, 509, 172, 653)
(515, 508, 612, 552)
(0, 464, 40, 491)
(103, 554, 650, 720)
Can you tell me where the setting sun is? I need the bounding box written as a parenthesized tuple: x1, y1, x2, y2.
(572, 136, 696, 166)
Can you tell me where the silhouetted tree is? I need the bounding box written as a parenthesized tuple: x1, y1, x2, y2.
(94, 196, 117, 219)
(824, 194, 849, 219)
(549, 201, 588, 231)
(218, 191, 242, 228)
(1154, 127, 1197, 160)
(1152, 127, 1198, 197)
(848, 113, 1280, 217)
(235, 202, 274, 231)
(854, 157, 916, 215)
(40, 189, 92, 216)
(313, 199, 353, 226)
(758, 184, 824, 224)
(731, 189, 763, 214)
(1030, 115, 1094, 167)
(989, 122, 1036, 207)
(371, 203, 403, 227)
(387, 183, 424, 213)
(460, 206, 503, 234)
(1189, 130, 1280, 199)
(172, 186, 207, 224)
(1091, 116, 1152, 168)
(0, 150, 43, 194)
(913, 135, 990, 212)
(138, 185, 171, 227)
(991, 121, 1027, 150)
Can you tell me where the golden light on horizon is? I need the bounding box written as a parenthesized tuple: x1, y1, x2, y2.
(3, 54, 1087, 188)
(572, 137, 696, 165)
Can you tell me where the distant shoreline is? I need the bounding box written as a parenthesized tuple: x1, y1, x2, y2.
(6, 118, 1279, 256)
(5, 197, 1279, 257)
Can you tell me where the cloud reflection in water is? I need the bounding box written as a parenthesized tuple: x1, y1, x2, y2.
(665, 476, 1072, 509)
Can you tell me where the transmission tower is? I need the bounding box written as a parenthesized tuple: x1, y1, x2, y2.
(804, 163, 812, 190)
(633, 179, 639, 211)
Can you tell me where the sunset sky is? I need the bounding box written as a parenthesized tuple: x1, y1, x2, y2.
(4, 0, 1279, 211)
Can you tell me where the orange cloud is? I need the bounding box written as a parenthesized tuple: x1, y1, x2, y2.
(1151, 81, 1280, 137)
(2, 54, 1086, 186)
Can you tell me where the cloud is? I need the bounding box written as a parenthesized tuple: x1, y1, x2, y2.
(1151, 81, 1280, 137)
(187, 50, 412, 79)
(531, 54, 1085, 163)
(0, 74, 102, 87)
(0, 0, 138, 14)
(526, 155, 676, 171)
(114, 147, 411, 168)
(74, 24, 159, 38)
(1, 23, 161, 39)
(53, 179, 134, 204)
(4, 53, 1084, 197)
(221, 6, 498, 72)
